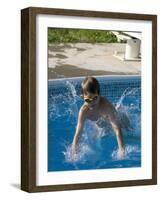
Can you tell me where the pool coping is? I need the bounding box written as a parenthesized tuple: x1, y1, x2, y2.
(48, 75, 141, 82)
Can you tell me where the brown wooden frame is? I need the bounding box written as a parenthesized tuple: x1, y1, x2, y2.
(21, 7, 157, 192)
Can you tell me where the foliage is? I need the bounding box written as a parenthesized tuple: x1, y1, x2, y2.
(48, 28, 118, 43)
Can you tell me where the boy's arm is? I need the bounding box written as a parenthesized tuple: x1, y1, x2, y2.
(110, 115, 124, 151)
(72, 106, 87, 150)
(107, 107, 124, 153)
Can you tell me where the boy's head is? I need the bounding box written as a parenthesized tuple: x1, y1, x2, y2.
(81, 77, 100, 104)
(81, 76, 100, 95)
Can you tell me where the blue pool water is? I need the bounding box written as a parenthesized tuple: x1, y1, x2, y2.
(48, 76, 141, 171)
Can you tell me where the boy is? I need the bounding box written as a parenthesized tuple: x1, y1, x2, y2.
(71, 76, 125, 159)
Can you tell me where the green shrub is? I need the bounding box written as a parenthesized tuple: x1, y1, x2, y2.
(48, 28, 118, 43)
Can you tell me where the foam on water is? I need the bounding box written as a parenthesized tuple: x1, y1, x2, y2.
(64, 143, 95, 164)
(111, 145, 141, 160)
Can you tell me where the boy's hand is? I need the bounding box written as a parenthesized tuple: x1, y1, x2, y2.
(117, 147, 125, 159)
(70, 143, 77, 161)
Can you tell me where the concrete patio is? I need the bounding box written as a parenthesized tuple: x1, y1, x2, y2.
(48, 43, 141, 79)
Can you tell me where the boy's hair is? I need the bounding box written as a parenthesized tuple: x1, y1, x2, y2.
(81, 76, 100, 95)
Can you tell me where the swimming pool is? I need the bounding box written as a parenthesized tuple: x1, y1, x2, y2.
(48, 75, 141, 171)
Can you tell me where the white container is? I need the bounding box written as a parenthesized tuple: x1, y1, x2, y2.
(125, 39, 141, 59)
